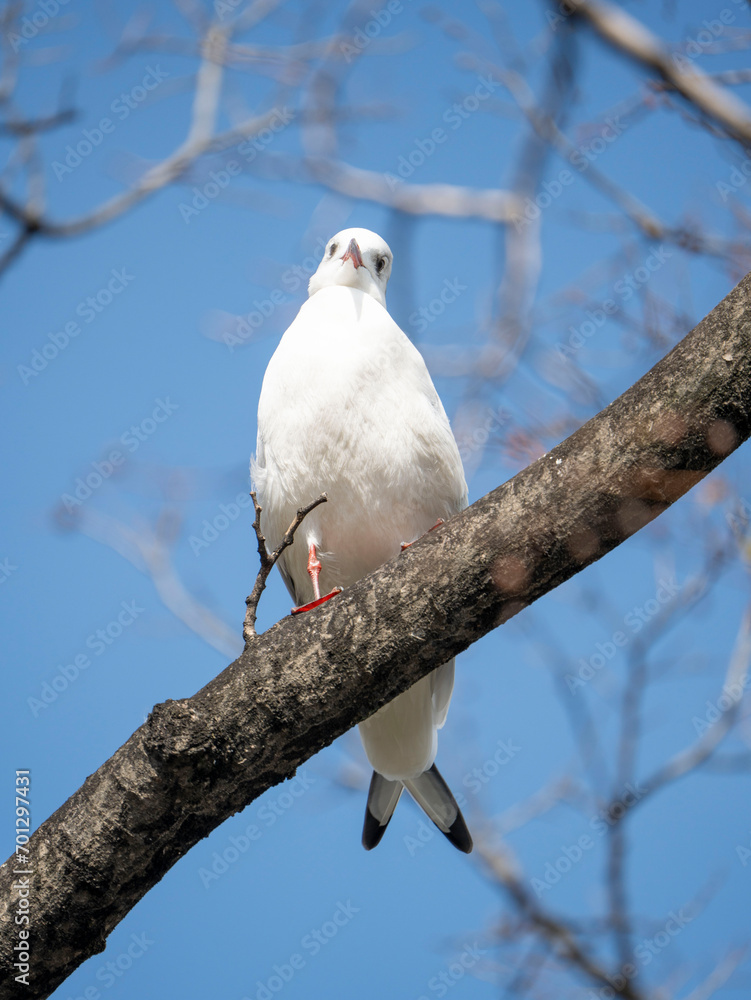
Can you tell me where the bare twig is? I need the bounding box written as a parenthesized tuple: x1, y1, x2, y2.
(0, 11, 294, 277)
(603, 556, 722, 973)
(0, 109, 77, 136)
(281, 156, 522, 223)
(605, 602, 751, 826)
(649, 69, 751, 90)
(636, 603, 751, 804)
(0, 226, 31, 273)
(243, 491, 327, 643)
(475, 838, 645, 999)
(60, 505, 243, 659)
(568, 0, 751, 146)
(677, 947, 749, 1000)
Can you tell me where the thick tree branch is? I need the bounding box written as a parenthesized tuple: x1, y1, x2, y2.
(1, 273, 750, 998)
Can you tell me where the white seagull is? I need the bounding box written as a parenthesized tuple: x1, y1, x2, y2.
(252, 228, 472, 852)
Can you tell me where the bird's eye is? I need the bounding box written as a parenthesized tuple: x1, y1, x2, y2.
(375, 256, 386, 274)
(329, 243, 338, 257)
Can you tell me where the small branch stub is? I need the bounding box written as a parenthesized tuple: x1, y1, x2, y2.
(243, 492, 328, 643)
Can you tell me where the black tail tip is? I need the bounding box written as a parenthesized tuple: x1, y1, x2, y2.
(362, 808, 388, 851)
(445, 813, 473, 854)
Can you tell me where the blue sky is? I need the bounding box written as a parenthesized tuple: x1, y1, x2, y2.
(2, 1, 751, 997)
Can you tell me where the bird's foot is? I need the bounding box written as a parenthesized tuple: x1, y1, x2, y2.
(291, 588, 342, 615)
(291, 540, 342, 613)
(306, 542, 323, 600)
(400, 518, 445, 551)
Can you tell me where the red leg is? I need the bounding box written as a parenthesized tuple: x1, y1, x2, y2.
(400, 518, 445, 551)
(291, 542, 342, 615)
(307, 542, 322, 601)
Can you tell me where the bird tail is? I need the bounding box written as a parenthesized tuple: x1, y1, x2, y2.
(362, 772, 403, 850)
(362, 765, 473, 854)
(403, 765, 473, 853)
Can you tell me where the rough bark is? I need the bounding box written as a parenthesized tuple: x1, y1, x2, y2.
(1, 272, 750, 999)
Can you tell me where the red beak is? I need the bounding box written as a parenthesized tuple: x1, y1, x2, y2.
(340, 238, 363, 269)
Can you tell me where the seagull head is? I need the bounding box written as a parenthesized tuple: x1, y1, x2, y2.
(308, 228, 393, 308)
